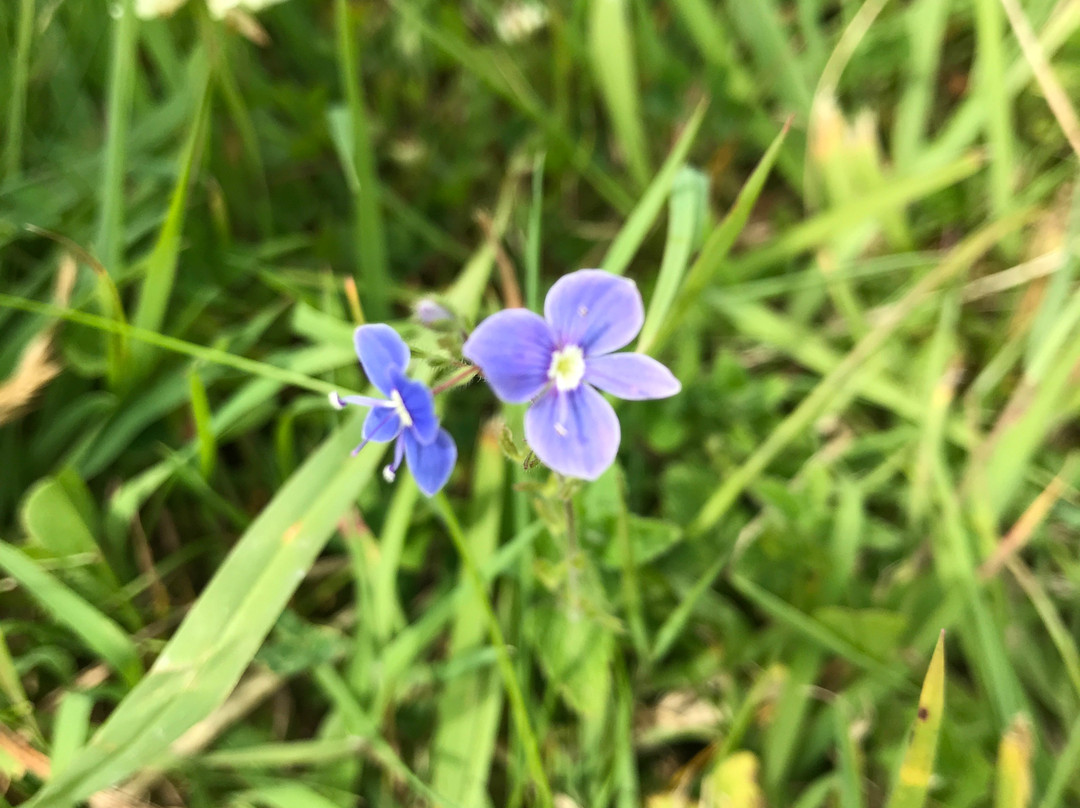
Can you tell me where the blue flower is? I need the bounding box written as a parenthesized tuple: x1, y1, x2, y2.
(463, 269, 680, 480)
(331, 324, 457, 496)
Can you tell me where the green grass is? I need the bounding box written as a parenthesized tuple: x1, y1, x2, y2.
(2, 2, 1080, 806)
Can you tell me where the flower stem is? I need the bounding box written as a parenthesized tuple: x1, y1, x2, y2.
(432, 494, 553, 808)
(431, 365, 479, 395)
(563, 493, 581, 618)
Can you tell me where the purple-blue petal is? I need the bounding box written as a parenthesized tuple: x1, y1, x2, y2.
(389, 368, 439, 445)
(404, 427, 457, 496)
(462, 309, 556, 404)
(543, 269, 644, 356)
(524, 386, 621, 480)
(354, 324, 411, 396)
(363, 405, 402, 442)
(584, 353, 681, 400)
(386, 436, 406, 479)
(331, 393, 387, 410)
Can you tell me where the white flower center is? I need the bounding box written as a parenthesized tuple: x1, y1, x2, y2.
(548, 345, 585, 392)
(389, 389, 413, 427)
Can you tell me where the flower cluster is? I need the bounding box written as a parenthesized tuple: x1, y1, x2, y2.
(331, 269, 679, 495)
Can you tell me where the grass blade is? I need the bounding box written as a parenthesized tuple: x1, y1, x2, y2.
(635, 166, 707, 354)
(892, 0, 952, 169)
(601, 97, 708, 277)
(2, 0, 34, 181)
(885, 631, 946, 808)
(431, 423, 506, 805)
(127, 60, 211, 380)
(652, 118, 791, 352)
(974, 0, 1018, 246)
(335, 0, 390, 321)
(433, 494, 553, 808)
(588, 0, 651, 186)
(726, 152, 984, 279)
(0, 541, 142, 687)
(996, 715, 1034, 808)
(50, 692, 93, 776)
(1038, 712, 1080, 808)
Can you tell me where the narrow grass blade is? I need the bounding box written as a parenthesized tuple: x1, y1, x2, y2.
(932, 457, 1026, 724)
(335, 0, 390, 320)
(431, 423, 506, 805)
(0, 624, 40, 739)
(188, 369, 216, 479)
(635, 166, 707, 354)
(652, 119, 791, 352)
(127, 61, 211, 379)
(2, 0, 34, 181)
(724, 0, 812, 113)
(199, 737, 365, 769)
(588, 0, 651, 186)
(885, 631, 946, 808)
(95, 0, 138, 390)
(1000, 0, 1080, 158)
(834, 698, 866, 808)
(315, 665, 461, 808)
(525, 152, 545, 312)
(0, 294, 344, 397)
(728, 572, 909, 688)
(96, 0, 138, 275)
(433, 494, 552, 808)
(0, 541, 142, 687)
(240, 783, 349, 808)
(996, 715, 1034, 808)
(203, 16, 274, 237)
(975, 287, 1080, 519)
(1038, 712, 1080, 808)
(727, 152, 984, 279)
(891, 0, 952, 169)
(601, 97, 707, 277)
(764, 649, 821, 790)
(50, 692, 93, 775)
(974, 0, 1017, 246)
(1025, 181, 1080, 368)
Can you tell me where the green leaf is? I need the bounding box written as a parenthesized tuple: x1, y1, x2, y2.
(588, 0, 651, 186)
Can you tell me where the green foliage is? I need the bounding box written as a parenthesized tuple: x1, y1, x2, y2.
(2, 1, 1080, 806)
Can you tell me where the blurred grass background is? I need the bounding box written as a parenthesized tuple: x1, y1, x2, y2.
(2, 0, 1080, 806)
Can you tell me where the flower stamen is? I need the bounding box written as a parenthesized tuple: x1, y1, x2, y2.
(389, 389, 414, 427)
(548, 345, 585, 392)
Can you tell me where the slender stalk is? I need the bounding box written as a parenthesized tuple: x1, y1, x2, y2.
(562, 488, 581, 616)
(431, 366, 479, 395)
(433, 494, 553, 808)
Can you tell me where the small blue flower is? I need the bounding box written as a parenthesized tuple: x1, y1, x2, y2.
(331, 324, 457, 496)
(463, 269, 680, 480)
